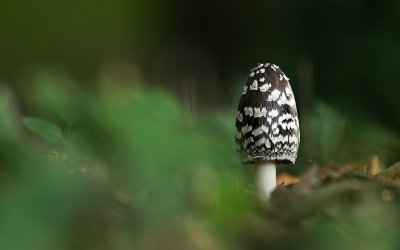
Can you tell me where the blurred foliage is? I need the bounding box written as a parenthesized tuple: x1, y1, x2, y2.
(306, 101, 400, 167)
(22, 117, 64, 143)
(0, 69, 399, 249)
(1, 72, 252, 249)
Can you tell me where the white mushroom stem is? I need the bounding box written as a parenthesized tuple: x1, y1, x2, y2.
(254, 160, 276, 202)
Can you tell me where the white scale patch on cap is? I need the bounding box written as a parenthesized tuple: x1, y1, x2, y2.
(249, 72, 255, 77)
(287, 121, 298, 130)
(255, 137, 271, 148)
(287, 98, 296, 107)
(260, 77, 265, 82)
(260, 125, 269, 133)
(235, 128, 242, 139)
(279, 74, 283, 81)
(285, 87, 293, 96)
(277, 154, 286, 160)
(267, 89, 280, 101)
(252, 128, 263, 137)
(274, 90, 296, 107)
(251, 128, 263, 136)
(257, 63, 264, 68)
(250, 80, 258, 90)
(267, 117, 272, 123)
(268, 109, 279, 117)
(271, 65, 277, 71)
(261, 108, 267, 117)
(277, 93, 288, 106)
(253, 108, 269, 118)
(278, 113, 294, 125)
(270, 134, 284, 144)
(241, 124, 253, 134)
(283, 75, 290, 81)
(285, 121, 292, 130)
(278, 113, 298, 131)
(244, 107, 253, 116)
(259, 83, 271, 92)
(242, 137, 254, 148)
(242, 85, 248, 95)
(283, 135, 289, 142)
(289, 135, 298, 144)
(252, 125, 269, 136)
(260, 68, 265, 73)
(253, 108, 262, 118)
(236, 111, 243, 122)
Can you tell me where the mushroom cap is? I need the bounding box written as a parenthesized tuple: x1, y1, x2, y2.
(235, 63, 300, 165)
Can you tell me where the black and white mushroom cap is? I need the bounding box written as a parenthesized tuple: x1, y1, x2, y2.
(235, 63, 300, 165)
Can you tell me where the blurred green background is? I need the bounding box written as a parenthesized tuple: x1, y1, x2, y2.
(1, 0, 400, 249)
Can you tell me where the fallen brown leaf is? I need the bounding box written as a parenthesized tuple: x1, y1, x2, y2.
(276, 172, 300, 186)
(375, 161, 400, 182)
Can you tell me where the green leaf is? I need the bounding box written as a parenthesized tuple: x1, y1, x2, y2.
(22, 117, 63, 143)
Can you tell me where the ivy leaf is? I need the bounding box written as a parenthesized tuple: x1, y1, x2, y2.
(22, 117, 63, 143)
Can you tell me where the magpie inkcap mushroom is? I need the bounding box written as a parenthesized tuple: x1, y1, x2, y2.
(234, 63, 300, 201)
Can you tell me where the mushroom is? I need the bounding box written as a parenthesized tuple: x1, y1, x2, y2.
(235, 63, 300, 202)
